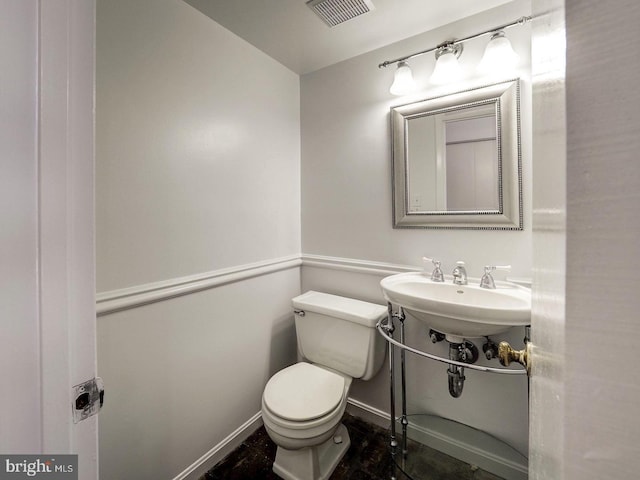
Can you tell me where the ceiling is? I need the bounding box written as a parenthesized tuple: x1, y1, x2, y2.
(183, 0, 513, 74)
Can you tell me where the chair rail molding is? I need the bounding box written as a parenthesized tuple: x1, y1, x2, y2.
(301, 254, 420, 276)
(96, 254, 425, 316)
(96, 255, 302, 316)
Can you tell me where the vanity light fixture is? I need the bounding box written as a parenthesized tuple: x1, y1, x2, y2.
(379, 15, 531, 95)
(389, 61, 417, 95)
(477, 31, 519, 74)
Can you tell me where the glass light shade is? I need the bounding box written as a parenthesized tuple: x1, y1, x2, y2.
(389, 62, 416, 96)
(478, 31, 519, 74)
(430, 51, 462, 84)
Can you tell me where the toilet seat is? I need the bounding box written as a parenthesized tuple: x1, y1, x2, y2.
(263, 363, 345, 422)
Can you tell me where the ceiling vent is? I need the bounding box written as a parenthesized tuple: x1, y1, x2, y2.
(306, 0, 375, 27)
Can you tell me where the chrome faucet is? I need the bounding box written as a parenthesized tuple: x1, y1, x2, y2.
(452, 261, 467, 285)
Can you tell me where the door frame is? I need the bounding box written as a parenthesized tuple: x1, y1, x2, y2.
(39, 1, 98, 477)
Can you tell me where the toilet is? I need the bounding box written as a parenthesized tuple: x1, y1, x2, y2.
(261, 291, 387, 480)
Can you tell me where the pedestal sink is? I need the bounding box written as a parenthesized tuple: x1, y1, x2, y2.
(380, 272, 531, 341)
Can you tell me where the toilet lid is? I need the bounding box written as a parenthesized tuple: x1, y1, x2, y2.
(263, 363, 345, 422)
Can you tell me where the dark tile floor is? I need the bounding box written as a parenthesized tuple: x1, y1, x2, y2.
(203, 414, 504, 480)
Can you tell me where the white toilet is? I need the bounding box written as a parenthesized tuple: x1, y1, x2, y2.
(261, 290, 387, 480)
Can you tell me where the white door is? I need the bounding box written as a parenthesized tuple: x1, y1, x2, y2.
(529, 1, 566, 479)
(0, 1, 98, 478)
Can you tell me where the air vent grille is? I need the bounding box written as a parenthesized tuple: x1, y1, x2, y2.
(307, 0, 375, 27)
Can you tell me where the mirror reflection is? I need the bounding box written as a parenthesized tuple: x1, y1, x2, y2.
(407, 104, 499, 212)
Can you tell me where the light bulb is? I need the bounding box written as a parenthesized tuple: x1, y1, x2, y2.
(430, 45, 463, 85)
(389, 61, 416, 96)
(478, 31, 519, 75)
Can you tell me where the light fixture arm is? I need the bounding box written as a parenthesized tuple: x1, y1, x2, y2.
(435, 42, 463, 60)
(378, 15, 532, 69)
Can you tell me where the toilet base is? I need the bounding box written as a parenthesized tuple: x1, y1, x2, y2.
(272, 423, 351, 480)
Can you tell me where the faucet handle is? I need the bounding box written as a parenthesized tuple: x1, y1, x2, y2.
(480, 265, 512, 289)
(485, 265, 512, 273)
(422, 257, 441, 268)
(422, 257, 444, 282)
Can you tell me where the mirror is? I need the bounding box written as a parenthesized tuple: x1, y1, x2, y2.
(391, 79, 522, 229)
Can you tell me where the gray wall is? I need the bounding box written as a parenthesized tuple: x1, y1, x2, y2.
(530, 1, 640, 479)
(96, 0, 301, 478)
(563, 0, 640, 478)
(97, 0, 300, 293)
(97, 270, 299, 479)
(301, 0, 532, 456)
(301, 0, 533, 278)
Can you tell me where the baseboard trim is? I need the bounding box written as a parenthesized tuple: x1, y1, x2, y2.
(172, 411, 263, 480)
(97, 255, 301, 316)
(346, 397, 390, 430)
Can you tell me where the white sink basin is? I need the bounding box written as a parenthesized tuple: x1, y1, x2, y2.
(380, 272, 531, 340)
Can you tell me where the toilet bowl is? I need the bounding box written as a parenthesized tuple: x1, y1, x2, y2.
(262, 362, 352, 450)
(262, 362, 354, 480)
(261, 291, 387, 480)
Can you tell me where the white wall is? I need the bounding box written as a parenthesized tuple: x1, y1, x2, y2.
(301, 0, 532, 459)
(96, 0, 301, 478)
(0, 0, 40, 453)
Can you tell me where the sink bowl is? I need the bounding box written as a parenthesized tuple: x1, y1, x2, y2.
(380, 272, 531, 340)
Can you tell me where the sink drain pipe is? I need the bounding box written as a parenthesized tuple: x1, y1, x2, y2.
(447, 343, 466, 397)
(446, 340, 479, 397)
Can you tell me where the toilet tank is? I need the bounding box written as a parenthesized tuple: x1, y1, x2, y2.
(292, 291, 387, 380)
